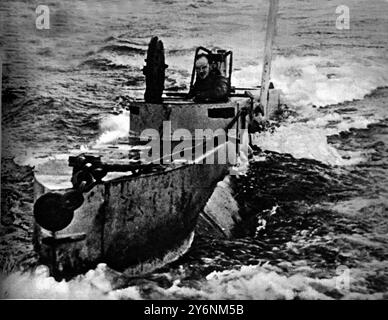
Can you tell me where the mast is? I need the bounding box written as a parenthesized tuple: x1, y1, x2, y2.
(257, 0, 279, 120)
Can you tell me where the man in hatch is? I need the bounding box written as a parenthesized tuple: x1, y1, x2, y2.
(187, 54, 230, 103)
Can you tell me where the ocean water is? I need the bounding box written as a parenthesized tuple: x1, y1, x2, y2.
(0, 0, 388, 299)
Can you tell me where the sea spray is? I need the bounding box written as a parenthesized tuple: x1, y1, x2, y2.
(233, 55, 388, 109)
(95, 110, 130, 145)
(251, 123, 364, 166)
(0, 264, 142, 300)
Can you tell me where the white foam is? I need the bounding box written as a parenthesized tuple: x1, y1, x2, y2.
(251, 123, 364, 166)
(14, 152, 71, 168)
(2, 258, 385, 300)
(143, 261, 388, 300)
(0, 264, 141, 300)
(307, 113, 372, 131)
(14, 110, 131, 167)
(142, 264, 336, 300)
(233, 55, 388, 108)
(95, 110, 130, 145)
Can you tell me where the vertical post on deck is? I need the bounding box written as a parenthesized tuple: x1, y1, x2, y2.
(257, 0, 279, 120)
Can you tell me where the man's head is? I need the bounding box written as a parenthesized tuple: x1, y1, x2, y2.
(195, 55, 210, 80)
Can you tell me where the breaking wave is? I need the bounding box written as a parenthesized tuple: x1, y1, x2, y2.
(2, 261, 386, 300)
(251, 123, 364, 166)
(98, 44, 146, 55)
(0, 264, 141, 300)
(95, 110, 131, 145)
(233, 55, 388, 109)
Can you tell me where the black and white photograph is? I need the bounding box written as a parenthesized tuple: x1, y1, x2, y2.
(0, 0, 387, 303)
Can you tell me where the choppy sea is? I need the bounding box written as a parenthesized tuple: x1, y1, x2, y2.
(0, 0, 387, 299)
